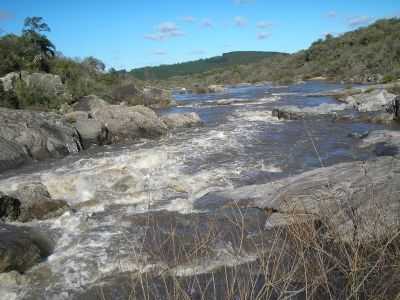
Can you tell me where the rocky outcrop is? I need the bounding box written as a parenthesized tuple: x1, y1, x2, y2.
(143, 87, 172, 108)
(0, 224, 53, 273)
(0, 71, 72, 103)
(161, 112, 203, 129)
(272, 103, 350, 120)
(207, 85, 226, 93)
(343, 89, 396, 112)
(74, 119, 110, 149)
(0, 108, 82, 172)
(2, 182, 69, 222)
(195, 157, 400, 242)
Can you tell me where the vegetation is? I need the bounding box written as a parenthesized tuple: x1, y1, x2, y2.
(0, 17, 145, 110)
(148, 18, 400, 89)
(130, 51, 287, 80)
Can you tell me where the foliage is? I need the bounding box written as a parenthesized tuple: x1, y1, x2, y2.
(130, 51, 287, 80)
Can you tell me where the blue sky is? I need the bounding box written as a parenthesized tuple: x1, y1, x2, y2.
(0, 0, 399, 70)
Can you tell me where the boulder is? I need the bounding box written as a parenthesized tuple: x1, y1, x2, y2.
(208, 85, 226, 93)
(161, 112, 203, 129)
(195, 157, 400, 242)
(72, 95, 109, 112)
(344, 89, 396, 112)
(272, 103, 350, 120)
(0, 192, 21, 222)
(64, 111, 90, 123)
(143, 87, 172, 108)
(0, 108, 82, 172)
(9, 182, 69, 222)
(91, 105, 168, 142)
(0, 137, 28, 172)
(74, 119, 110, 148)
(359, 130, 400, 152)
(0, 224, 52, 273)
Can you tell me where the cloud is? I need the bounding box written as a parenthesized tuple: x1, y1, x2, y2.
(257, 21, 273, 29)
(153, 50, 167, 56)
(0, 10, 13, 22)
(201, 18, 213, 28)
(348, 16, 373, 27)
(257, 32, 270, 40)
(327, 11, 337, 18)
(234, 16, 247, 27)
(145, 21, 184, 41)
(182, 16, 196, 23)
(233, 0, 255, 4)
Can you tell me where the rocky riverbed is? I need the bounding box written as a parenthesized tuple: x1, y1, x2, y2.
(0, 81, 400, 299)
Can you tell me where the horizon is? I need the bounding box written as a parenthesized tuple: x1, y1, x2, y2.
(0, 0, 399, 71)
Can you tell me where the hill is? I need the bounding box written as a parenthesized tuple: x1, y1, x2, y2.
(130, 51, 288, 80)
(155, 18, 400, 87)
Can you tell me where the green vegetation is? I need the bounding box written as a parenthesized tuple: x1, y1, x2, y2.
(150, 18, 400, 88)
(0, 17, 145, 110)
(130, 51, 287, 80)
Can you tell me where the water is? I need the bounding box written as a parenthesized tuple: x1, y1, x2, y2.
(0, 81, 391, 299)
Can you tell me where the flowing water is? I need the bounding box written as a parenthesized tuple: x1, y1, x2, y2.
(0, 81, 394, 299)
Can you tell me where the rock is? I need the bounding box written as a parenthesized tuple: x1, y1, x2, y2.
(64, 111, 90, 123)
(344, 89, 396, 112)
(0, 224, 52, 273)
(272, 103, 350, 120)
(195, 157, 400, 242)
(74, 119, 110, 148)
(91, 105, 168, 142)
(208, 85, 226, 93)
(348, 131, 369, 139)
(0, 71, 72, 103)
(359, 130, 400, 152)
(143, 87, 172, 108)
(10, 182, 69, 222)
(72, 95, 109, 112)
(0, 108, 82, 172)
(162, 112, 203, 129)
(0, 192, 21, 222)
(0, 137, 28, 172)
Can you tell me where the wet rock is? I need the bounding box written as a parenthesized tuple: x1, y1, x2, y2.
(348, 131, 369, 139)
(0, 224, 53, 273)
(0, 136, 28, 172)
(10, 182, 69, 222)
(272, 103, 350, 120)
(359, 130, 400, 151)
(197, 157, 400, 242)
(74, 119, 111, 148)
(162, 112, 203, 129)
(0, 192, 21, 222)
(0, 107, 82, 172)
(344, 89, 396, 112)
(91, 104, 168, 142)
(208, 85, 226, 93)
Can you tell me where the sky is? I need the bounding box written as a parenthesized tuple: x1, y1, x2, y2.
(0, 0, 399, 70)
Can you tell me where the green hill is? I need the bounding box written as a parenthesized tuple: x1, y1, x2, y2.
(130, 51, 288, 80)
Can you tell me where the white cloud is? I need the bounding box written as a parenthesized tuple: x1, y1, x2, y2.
(145, 21, 184, 41)
(327, 11, 337, 18)
(348, 16, 373, 27)
(257, 32, 270, 40)
(153, 50, 167, 56)
(234, 16, 247, 27)
(182, 16, 196, 23)
(201, 18, 213, 28)
(233, 0, 255, 4)
(257, 21, 273, 29)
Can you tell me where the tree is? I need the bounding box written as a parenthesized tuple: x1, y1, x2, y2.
(23, 17, 51, 34)
(82, 56, 106, 73)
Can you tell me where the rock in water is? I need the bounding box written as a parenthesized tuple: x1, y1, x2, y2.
(272, 103, 350, 120)
(162, 112, 203, 129)
(195, 157, 400, 242)
(0, 107, 82, 172)
(0, 192, 21, 222)
(0, 224, 52, 273)
(74, 119, 110, 148)
(9, 182, 69, 222)
(344, 89, 396, 112)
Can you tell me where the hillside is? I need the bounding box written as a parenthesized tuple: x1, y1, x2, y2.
(155, 18, 400, 87)
(130, 51, 287, 80)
